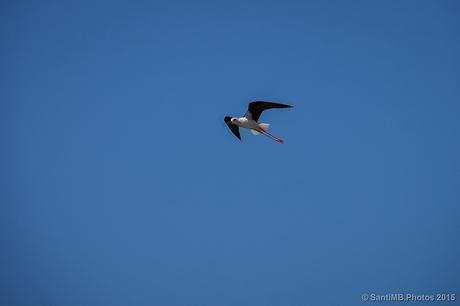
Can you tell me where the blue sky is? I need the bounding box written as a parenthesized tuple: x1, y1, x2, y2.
(1, 1, 459, 305)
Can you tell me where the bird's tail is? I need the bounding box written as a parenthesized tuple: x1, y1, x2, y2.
(259, 123, 270, 131)
(250, 123, 270, 135)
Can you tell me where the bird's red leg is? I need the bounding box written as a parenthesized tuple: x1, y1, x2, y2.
(259, 130, 284, 143)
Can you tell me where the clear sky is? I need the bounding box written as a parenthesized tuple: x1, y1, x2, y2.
(1, 1, 459, 305)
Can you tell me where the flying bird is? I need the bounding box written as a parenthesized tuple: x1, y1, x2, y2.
(224, 101, 292, 143)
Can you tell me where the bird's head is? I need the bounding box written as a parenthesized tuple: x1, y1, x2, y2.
(224, 116, 238, 125)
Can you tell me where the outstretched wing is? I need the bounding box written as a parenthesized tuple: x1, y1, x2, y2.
(247, 101, 292, 122)
(224, 116, 241, 140)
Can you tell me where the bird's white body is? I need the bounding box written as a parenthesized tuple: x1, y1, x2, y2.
(231, 115, 271, 136)
(231, 116, 260, 130)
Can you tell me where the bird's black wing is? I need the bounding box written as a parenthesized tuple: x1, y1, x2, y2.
(247, 101, 292, 122)
(224, 116, 241, 140)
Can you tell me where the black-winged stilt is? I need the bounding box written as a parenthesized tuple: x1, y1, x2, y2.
(224, 101, 292, 143)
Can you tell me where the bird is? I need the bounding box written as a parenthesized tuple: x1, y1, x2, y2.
(224, 101, 292, 143)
